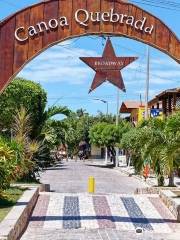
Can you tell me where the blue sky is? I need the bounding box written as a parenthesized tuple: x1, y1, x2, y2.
(0, 0, 180, 115)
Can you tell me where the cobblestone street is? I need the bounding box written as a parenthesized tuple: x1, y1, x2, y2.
(21, 161, 180, 239)
(40, 161, 147, 194)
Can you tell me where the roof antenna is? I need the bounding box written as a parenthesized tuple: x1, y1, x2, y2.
(140, 93, 142, 106)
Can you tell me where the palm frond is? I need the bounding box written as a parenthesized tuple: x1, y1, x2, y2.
(13, 106, 32, 143)
(45, 106, 71, 120)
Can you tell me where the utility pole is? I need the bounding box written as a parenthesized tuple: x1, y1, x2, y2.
(115, 88, 120, 167)
(94, 98, 109, 164)
(145, 45, 150, 120)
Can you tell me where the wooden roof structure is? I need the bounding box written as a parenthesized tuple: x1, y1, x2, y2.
(148, 88, 180, 115)
(120, 101, 145, 113)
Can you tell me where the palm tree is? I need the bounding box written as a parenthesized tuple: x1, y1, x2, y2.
(135, 115, 180, 187)
(140, 126, 165, 186)
(160, 112, 180, 186)
(12, 107, 41, 178)
(35, 106, 71, 138)
(121, 118, 166, 186)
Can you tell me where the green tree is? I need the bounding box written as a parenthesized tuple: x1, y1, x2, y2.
(89, 121, 132, 165)
(12, 107, 41, 180)
(121, 114, 180, 187)
(0, 77, 71, 140)
(161, 112, 180, 186)
(121, 127, 145, 174)
(90, 121, 132, 148)
(0, 78, 47, 138)
(121, 118, 166, 185)
(47, 112, 94, 156)
(38, 105, 71, 138)
(62, 113, 92, 155)
(93, 111, 116, 124)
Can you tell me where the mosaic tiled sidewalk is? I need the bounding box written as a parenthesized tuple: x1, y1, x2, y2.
(28, 192, 179, 234)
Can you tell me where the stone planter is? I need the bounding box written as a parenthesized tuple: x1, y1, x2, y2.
(160, 190, 180, 222)
(135, 186, 180, 222)
(0, 186, 39, 240)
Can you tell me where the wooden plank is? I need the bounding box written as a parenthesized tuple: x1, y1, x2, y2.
(155, 19, 170, 52)
(86, 0, 101, 34)
(28, 4, 44, 59)
(100, 0, 114, 34)
(58, 0, 73, 40)
(13, 9, 30, 73)
(169, 33, 176, 57)
(43, 0, 59, 47)
(114, 1, 129, 36)
(130, 5, 143, 42)
(141, 11, 156, 44)
(0, 17, 15, 91)
(169, 33, 180, 60)
(72, 0, 87, 37)
(127, 4, 140, 39)
(175, 38, 180, 61)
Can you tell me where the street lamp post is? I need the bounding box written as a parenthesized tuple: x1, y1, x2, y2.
(94, 98, 109, 164)
(94, 98, 108, 116)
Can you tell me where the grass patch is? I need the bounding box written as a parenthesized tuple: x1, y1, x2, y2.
(0, 187, 24, 222)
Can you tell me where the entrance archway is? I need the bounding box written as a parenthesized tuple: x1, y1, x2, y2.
(0, 0, 179, 92)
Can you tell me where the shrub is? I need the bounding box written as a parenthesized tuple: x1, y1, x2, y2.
(0, 137, 23, 191)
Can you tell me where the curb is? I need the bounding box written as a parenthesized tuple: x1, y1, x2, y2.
(115, 167, 153, 187)
(0, 186, 39, 240)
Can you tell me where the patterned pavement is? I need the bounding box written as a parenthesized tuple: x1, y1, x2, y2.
(21, 192, 179, 237)
(20, 162, 180, 239)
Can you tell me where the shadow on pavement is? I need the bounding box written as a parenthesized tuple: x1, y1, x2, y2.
(30, 215, 178, 224)
(45, 167, 68, 171)
(85, 163, 115, 169)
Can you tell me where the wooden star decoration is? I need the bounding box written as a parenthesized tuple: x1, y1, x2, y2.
(80, 38, 138, 93)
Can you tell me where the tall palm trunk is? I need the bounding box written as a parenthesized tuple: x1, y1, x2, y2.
(168, 171, 175, 187)
(157, 175, 165, 186)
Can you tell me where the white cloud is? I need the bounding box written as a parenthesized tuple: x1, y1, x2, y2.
(18, 44, 98, 85)
(151, 58, 179, 68)
(18, 44, 180, 89)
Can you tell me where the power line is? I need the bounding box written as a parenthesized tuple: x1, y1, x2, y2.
(48, 94, 116, 100)
(57, 38, 176, 84)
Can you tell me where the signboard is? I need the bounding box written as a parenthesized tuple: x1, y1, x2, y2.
(80, 38, 137, 92)
(139, 107, 163, 121)
(14, 8, 154, 42)
(0, 0, 179, 92)
(150, 109, 163, 118)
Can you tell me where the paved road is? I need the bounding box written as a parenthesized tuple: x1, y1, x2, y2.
(21, 228, 180, 240)
(40, 160, 147, 194)
(21, 161, 180, 240)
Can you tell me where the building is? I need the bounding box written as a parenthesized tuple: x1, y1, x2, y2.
(148, 88, 180, 116)
(90, 146, 105, 159)
(120, 101, 145, 125)
(120, 99, 163, 125)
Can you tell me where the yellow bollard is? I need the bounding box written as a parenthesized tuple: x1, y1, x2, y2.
(88, 176, 95, 194)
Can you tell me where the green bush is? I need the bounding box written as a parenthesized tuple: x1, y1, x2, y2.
(0, 78, 47, 138)
(0, 137, 23, 191)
